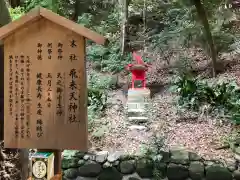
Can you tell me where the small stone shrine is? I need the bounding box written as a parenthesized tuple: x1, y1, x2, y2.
(126, 52, 151, 123)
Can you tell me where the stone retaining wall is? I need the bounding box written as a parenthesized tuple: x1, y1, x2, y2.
(62, 149, 240, 180)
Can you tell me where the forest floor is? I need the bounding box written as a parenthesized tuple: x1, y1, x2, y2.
(89, 49, 240, 163)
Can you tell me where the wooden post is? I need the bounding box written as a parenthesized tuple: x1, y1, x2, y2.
(20, 149, 29, 180)
(53, 150, 62, 175)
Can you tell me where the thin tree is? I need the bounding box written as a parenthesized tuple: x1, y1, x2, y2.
(120, 0, 131, 56)
(192, 0, 218, 77)
(0, 0, 11, 164)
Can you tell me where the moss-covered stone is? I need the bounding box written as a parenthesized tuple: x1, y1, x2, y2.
(206, 165, 232, 180)
(98, 167, 123, 180)
(136, 158, 153, 178)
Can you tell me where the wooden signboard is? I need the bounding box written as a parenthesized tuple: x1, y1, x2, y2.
(0, 7, 107, 150)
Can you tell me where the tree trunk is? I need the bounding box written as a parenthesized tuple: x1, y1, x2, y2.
(0, 0, 11, 140)
(193, 0, 217, 77)
(0, 0, 11, 176)
(9, 0, 21, 8)
(120, 0, 129, 56)
(0, 0, 11, 28)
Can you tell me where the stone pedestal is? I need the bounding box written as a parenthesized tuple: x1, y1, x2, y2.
(126, 88, 151, 123)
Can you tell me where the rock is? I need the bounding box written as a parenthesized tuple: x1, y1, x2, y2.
(206, 165, 232, 180)
(122, 173, 141, 180)
(74, 151, 86, 159)
(78, 159, 85, 166)
(120, 154, 136, 161)
(95, 151, 108, 163)
(170, 149, 189, 165)
(167, 163, 188, 180)
(160, 151, 170, 163)
(119, 160, 135, 174)
(136, 158, 153, 178)
(113, 160, 120, 166)
(62, 150, 78, 158)
(84, 154, 90, 160)
(107, 151, 124, 163)
(76, 177, 97, 180)
(204, 160, 217, 167)
(78, 161, 102, 177)
(62, 158, 79, 169)
(155, 162, 167, 178)
(235, 147, 240, 161)
(83, 154, 96, 161)
(189, 152, 201, 161)
(103, 161, 112, 168)
(225, 159, 236, 172)
(128, 178, 140, 180)
(233, 170, 240, 180)
(189, 161, 204, 180)
(64, 168, 79, 179)
(98, 167, 123, 180)
(129, 125, 147, 131)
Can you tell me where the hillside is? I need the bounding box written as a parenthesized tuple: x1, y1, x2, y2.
(2, 0, 240, 179)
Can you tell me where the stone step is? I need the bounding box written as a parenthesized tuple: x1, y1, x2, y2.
(127, 103, 149, 110)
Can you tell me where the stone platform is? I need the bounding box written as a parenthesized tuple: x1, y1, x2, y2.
(126, 88, 151, 123)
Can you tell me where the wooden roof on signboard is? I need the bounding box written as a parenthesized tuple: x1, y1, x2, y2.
(0, 6, 107, 45)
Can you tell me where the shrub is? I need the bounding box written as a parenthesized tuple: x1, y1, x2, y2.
(171, 74, 240, 124)
(9, 7, 25, 20)
(87, 42, 132, 73)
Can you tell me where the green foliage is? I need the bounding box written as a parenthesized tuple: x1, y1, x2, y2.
(8, 7, 25, 20)
(87, 42, 132, 73)
(23, 0, 59, 12)
(76, 4, 128, 73)
(149, 0, 237, 55)
(171, 74, 240, 124)
(139, 133, 165, 180)
(88, 88, 107, 112)
(87, 72, 116, 127)
(88, 73, 117, 90)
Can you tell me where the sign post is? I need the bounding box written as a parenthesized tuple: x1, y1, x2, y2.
(0, 6, 107, 179)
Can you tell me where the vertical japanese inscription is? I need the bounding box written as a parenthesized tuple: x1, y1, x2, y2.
(56, 73, 64, 116)
(68, 69, 79, 123)
(37, 43, 42, 60)
(69, 40, 78, 62)
(26, 56, 31, 138)
(47, 43, 52, 59)
(68, 39, 79, 123)
(57, 43, 63, 60)
(9, 55, 16, 137)
(14, 55, 19, 138)
(9, 55, 13, 116)
(20, 55, 25, 139)
(36, 73, 43, 138)
(46, 73, 52, 108)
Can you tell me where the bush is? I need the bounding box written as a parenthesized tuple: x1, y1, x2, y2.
(171, 74, 240, 124)
(9, 7, 25, 20)
(87, 42, 132, 73)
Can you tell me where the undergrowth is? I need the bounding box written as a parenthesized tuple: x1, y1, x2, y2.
(171, 74, 240, 124)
